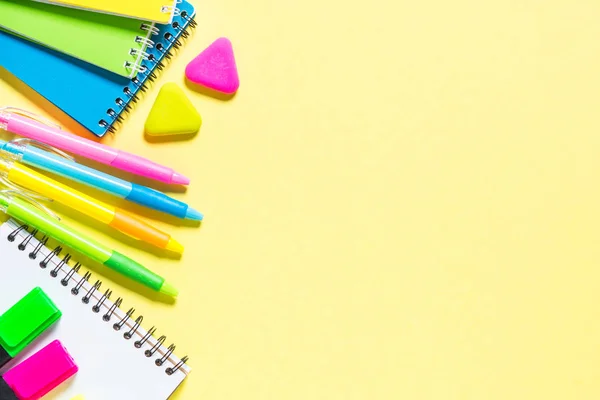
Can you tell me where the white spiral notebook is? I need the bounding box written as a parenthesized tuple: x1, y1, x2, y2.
(0, 219, 190, 399)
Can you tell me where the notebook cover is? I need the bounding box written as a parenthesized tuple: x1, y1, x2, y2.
(0, 220, 190, 400)
(0, 0, 196, 137)
(33, 0, 177, 24)
(0, 0, 154, 78)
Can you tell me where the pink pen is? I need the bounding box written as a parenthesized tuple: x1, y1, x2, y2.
(0, 107, 190, 185)
(1, 340, 78, 400)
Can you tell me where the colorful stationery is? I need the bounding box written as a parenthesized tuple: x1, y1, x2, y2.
(0, 1, 196, 136)
(1, 340, 77, 400)
(0, 140, 203, 220)
(32, 0, 178, 24)
(0, 190, 179, 297)
(0, 153, 185, 253)
(0, 220, 190, 398)
(186, 37, 240, 94)
(145, 83, 202, 136)
(0, 0, 156, 78)
(0, 287, 61, 368)
(0, 108, 191, 184)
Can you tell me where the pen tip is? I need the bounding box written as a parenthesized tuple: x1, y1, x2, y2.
(165, 238, 185, 254)
(160, 281, 179, 297)
(185, 207, 204, 221)
(171, 172, 190, 185)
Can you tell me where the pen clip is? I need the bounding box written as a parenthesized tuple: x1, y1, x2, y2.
(9, 138, 75, 162)
(0, 152, 56, 207)
(0, 106, 62, 131)
(0, 189, 60, 221)
(0, 175, 52, 202)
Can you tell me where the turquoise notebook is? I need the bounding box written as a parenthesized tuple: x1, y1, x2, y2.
(0, 1, 196, 137)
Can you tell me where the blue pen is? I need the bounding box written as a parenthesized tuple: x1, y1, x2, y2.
(0, 139, 203, 221)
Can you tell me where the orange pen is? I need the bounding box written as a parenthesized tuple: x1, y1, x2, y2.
(0, 152, 184, 253)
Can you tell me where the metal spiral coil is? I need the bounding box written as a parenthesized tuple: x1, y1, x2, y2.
(155, 344, 176, 366)
(6, 224, 189, 375)
(136, 326, 156, 348)
(61, 262, 81, 286)
(18, 228, 37, 250)
(40, 246, 62, 268)
(146, 335, 167, 357)
(72, 271, 91, 295)
(131, 76, 147, 93)
(167, 356, 189, 375)
(83, 280, 102, 304)
(7, 224, 27, 241)
(124, 315, 143, 340)
(29, 236, 48, 260)
(103, 297, 123, 321)
(51, 254, 71, 277)
(93, 289, 112, 313)
(114, 307, 135, 331)
(98, 6, 197, 134)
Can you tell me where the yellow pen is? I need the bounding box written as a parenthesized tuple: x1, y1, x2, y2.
(0, 152, 184, 253)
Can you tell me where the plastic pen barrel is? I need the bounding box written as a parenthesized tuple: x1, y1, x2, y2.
(7, 196, 113, 262)
(5, 162, 184, 253)
(5, 196, 175, 296)
(5, 143, 200, 220)
(2, 113, 189, 184)
(126, 184, 192, 219)
(13, 142, 132, 198)
(105, 252, 164, 292)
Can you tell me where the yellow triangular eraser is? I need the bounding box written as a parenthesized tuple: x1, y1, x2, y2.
(145, 83, 202, 136)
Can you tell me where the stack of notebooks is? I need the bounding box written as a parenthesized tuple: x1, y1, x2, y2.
(0, 0, 197, 137)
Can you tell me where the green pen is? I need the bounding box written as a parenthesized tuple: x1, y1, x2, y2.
(0, 190, 178, 298)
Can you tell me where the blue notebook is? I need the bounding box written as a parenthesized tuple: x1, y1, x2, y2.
(0, 1, 196, 137)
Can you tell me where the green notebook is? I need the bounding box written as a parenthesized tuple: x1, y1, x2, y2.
(0, 0, 155, 78)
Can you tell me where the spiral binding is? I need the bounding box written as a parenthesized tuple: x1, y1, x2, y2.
(6, 223, 189, 376)
(99, 1, 198, 134)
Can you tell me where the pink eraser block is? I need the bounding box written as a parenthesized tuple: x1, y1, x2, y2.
(3, 340, 78, 400)
(185, 37, 240, 94)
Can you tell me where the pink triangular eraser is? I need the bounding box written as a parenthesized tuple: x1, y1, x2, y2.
(185, 37, 239, 94)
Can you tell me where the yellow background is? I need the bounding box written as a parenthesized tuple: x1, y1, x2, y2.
(2, 0, 600, 398)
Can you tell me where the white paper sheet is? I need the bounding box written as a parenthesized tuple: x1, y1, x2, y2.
(0, 220, 190, 399)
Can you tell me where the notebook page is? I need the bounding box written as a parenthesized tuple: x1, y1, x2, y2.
(0, 220, 190, 399)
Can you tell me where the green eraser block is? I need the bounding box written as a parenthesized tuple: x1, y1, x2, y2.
(0, 287, 61, 357)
